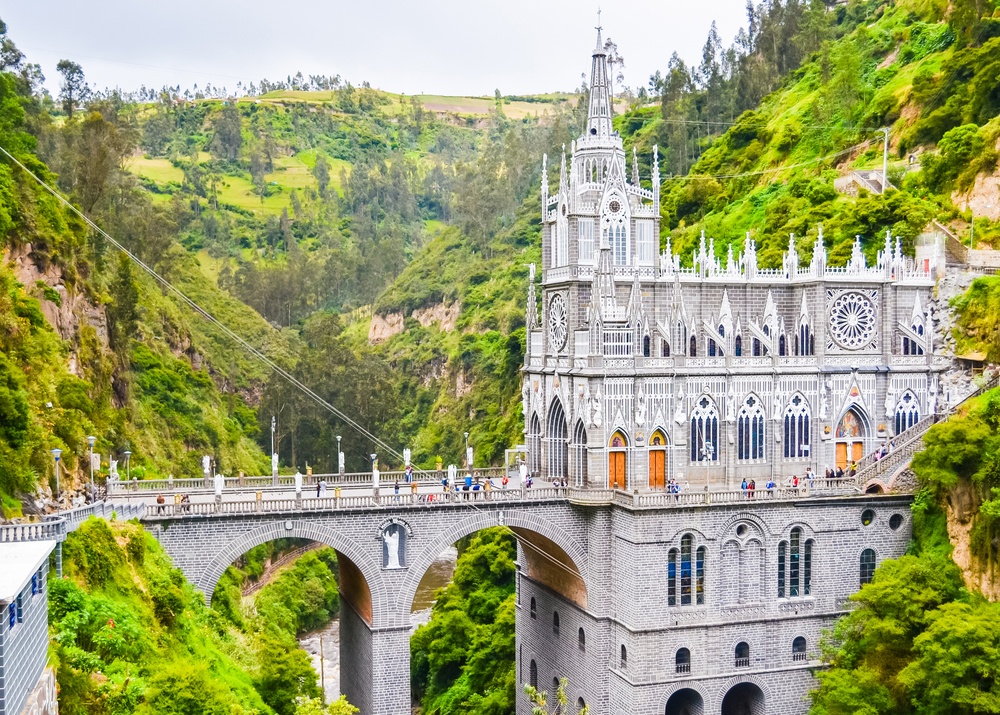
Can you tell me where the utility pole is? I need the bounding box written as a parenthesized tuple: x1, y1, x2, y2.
(319, 635, 326, 702)
(882, 127, 889, 195)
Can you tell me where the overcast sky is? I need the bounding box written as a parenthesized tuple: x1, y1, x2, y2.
(6, 0, 749, 97)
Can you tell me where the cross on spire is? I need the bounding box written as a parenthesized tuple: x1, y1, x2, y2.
(595, 8, 603, 48)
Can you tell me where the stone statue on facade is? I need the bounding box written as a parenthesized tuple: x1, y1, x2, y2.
(673, 390, 686, 425)
(635, 387, 647, 427)
(884, 385, 897, 419)
(593, 389, 604, 428)
(819, 380, 831, 420)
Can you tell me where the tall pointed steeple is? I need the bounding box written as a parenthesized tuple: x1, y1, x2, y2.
(586, 19, 614, 141)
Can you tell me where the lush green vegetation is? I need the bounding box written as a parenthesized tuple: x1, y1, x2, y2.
(52, 518, 356, 715)
(411, 529, 518, 714)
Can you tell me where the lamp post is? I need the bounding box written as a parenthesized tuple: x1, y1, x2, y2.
(123, 450, 132, 481)
(86, 435, 96, 495)
(51, 448, 62, 499)
(337, 435, 343, 475)
(464, 431, 471, 472)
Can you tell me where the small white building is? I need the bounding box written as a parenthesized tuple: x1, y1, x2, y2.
(0, 540, 58, 715)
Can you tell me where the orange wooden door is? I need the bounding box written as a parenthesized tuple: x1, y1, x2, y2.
(851, 441, 864, 463)
(836, 443, 848, 469)
(649, 450, 666, 489)
(609, 452, 626, 489)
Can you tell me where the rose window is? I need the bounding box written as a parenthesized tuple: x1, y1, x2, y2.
(829, 291, 876, 349)
(548, 294, 568, 350)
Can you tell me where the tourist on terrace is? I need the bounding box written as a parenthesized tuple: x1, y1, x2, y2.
(156, 494, 165, 514)
(765, 478, 775, 492)
(748, 480, 756, 499)
(394, 479, 400, 501)
(318, 478, 328, 497)
(180, 493, 191, 513)
(740, 478, 748, 497)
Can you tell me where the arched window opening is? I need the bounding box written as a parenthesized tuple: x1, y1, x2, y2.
(553, 610, 560, 636)
(643, 334, 651, 357)
(667, 548, 678, 607)
(804, 539, 813, 595)
(792, 636, 807, 661)
(735, 335, 743, 356)
(530, 597, 537, 619)
(552, 677, 559, 692)
(752, 337, 761, 356)
(799, 324, 812, 356)
(903, 321, 925, 355)
(675, 647, 691, 674)
(860, 549, 876, 585)
(789, 528, 801, 597)
(777, 541, 787, 597)
(690, 397, 719, 463)
(529, 659, 538, 688)
(708, 339, 717, 357)
(546, 400, 568, 480)
(735, 642, 750, 668)
(696, 546, 706, 605)
(610, 220, 628, 266)
(577, 697, 585, 710)
(779, 334, 786, 356)
(578, 627, 586, 652)
(895, 392, 920, 434)
(718, 324, 726, 338)
(783, 394, 811, 459)
(689, 335, 697, 357)
(661, 339, 671, 357)
(571, 421, 588, 488)
(680, 534, 693, 605)
(737, 395, 766, 461)
(620, 644, 628, 668)
(528, 413, 542, 476)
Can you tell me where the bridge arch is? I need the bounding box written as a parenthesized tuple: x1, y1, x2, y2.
(198, 520, 386, 626)
(395, 509, 589, 620)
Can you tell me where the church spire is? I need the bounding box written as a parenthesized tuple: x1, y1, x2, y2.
(586, 17, 614, 141)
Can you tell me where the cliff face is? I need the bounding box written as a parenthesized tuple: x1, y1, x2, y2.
(946, 480, 1000, 601)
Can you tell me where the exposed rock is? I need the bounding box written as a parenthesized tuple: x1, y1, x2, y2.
(412, 301, 460, 331)
(945, 483, 1000, 601)
(368, 312, 405, 344)
(952, 171, 1000, 225)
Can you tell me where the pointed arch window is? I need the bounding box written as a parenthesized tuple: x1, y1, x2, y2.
(779, 334, 787, 356)
(661, 339, 671, 357)
(642, 334, 651, 357)
(708, 338, 717, 357)
(735, 335, 743, 356)
(696, 546, 706, 605)
(798, 323, 813, 356)
(528, 413, 542, 476)
(737, 396, 766, 461)
(778, 541, 786, 597)
(783, 394, 811, 459)
(894, 392, 919, 434)
(689, 335, 697, 357)
(752, 337, 761, 356)
(571, 420, 588, 487)
(546, 400, 568, 479)
(606, 218, 628, 266)
(690, 397, 719, 462)
(789, 528, 801, 596)
(903, 319, 925, 355)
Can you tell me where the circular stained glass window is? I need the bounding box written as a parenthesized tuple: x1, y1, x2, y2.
(862, 509, 875, 526)
(548, 294, 568, 351)
(830, 291, 877, 349)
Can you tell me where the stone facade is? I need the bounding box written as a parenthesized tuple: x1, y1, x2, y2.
(524, 30, 945, 494)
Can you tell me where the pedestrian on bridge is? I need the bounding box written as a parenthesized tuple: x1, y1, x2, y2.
(318, 478, 328, 497)
(394, 480, 401, 501)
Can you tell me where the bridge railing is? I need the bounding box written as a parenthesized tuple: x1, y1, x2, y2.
(106, 468, 508, 496)
(1, 500, 144, 543)
(0, 520, 66, 543)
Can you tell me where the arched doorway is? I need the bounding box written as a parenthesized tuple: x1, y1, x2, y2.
(721, 682, 765, 715)
(609, 430, 628, 489)
(649, 430, 668, 490)
(665, 687, 704, 715)
(835, 406, 868, 469)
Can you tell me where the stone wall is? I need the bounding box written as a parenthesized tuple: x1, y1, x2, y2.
(0, 569, 49, 715)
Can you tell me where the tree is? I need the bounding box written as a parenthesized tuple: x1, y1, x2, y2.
(524, 678, 589, 715)
(210, 103, 242, 161)
(312, 152, 330, 195)
(106, 253, 140, 357)
(899, 601, 1000, 715)
(56, 59, 89, 119)
(256, 637, 322, 715)
(137, 663, 232, 715)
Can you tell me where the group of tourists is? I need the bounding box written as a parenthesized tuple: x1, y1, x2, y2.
(154, 492, 191, 514)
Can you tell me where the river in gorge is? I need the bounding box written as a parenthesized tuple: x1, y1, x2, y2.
(298, 546, 459, 703)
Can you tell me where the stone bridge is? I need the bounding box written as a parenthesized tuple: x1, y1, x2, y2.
(143, 490, 599, 715)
